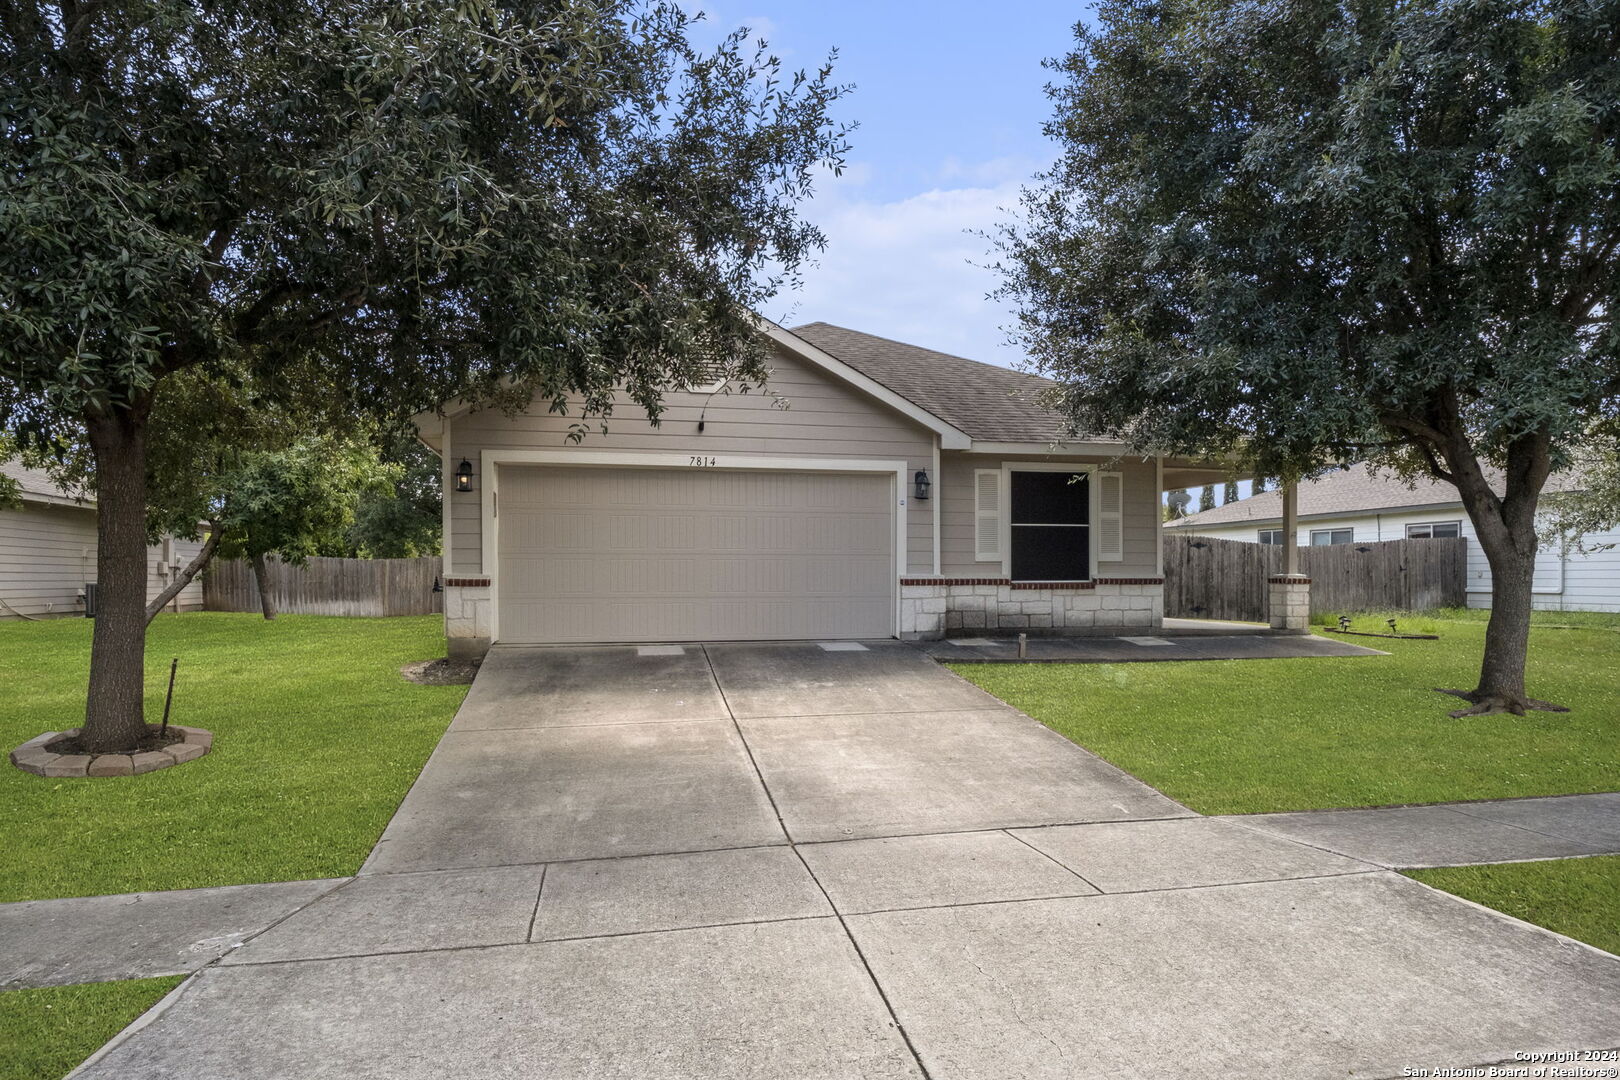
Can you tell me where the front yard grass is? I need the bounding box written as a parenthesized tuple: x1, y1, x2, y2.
(949, 612, 1620, 815)
(1405, 856, 1620, 957)
(0, 613, 466, 903)
(0, 976, 184, 1080)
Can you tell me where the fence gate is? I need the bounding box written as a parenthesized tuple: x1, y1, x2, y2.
(1163, 533, 1467, 621)
(1162, 534, 1272, 621)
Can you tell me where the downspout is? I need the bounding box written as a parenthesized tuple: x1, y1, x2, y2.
(1154, 457, 1164, 577)
(438, 415, 453, 575)
(932, 436, 941, 576)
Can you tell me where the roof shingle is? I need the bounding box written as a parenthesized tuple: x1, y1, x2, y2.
(788, 322, 1084, 443)
(1163, 464, 1556, 528)
(1, 459, 88, 506)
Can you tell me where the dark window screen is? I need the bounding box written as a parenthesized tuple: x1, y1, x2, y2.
(1010, 471, 1090, 580)
(1011, 472, 1089, 524)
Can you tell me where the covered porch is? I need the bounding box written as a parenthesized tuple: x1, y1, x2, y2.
(1160, 459, 1312, 634)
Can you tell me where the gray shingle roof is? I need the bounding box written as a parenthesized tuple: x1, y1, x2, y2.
(1165, 464, 1493, 528)
(1, 459, 89, 506)
(788, 322, 1085, 443)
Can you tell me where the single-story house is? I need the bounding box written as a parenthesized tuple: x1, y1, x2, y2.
(1165, 465, 1620, 613)
(414, 320, 1232, 656)
(0, 460, 206, 620)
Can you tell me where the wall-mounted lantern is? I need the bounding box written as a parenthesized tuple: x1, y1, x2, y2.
(913, 470, 932, 501)
(454, 458, 475, 493)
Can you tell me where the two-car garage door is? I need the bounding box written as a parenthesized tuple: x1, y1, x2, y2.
(496, 466, 897, 644)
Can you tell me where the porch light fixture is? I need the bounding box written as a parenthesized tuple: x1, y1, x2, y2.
(454, 458, 475, 493)
(913, 470, 932, 501)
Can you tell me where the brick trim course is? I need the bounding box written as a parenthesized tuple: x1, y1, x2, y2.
(898, 576, 1164, 589)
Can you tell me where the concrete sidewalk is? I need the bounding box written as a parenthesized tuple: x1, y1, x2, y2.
(0, 879, 346, 990)
(59, 643, 1620, 1079)
(1230, 792, 1620, 867)
(919, 631, 1386, 663)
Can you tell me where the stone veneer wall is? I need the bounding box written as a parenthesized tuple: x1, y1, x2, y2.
(444, 578, 493, 659)
(1267, 575, 1312, 634)
(899, 578, 1165, 639)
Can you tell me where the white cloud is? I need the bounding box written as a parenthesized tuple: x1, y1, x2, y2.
(769, 169, 1033, 368)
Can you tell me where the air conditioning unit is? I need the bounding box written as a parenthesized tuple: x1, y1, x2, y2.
(83, 582, 98, 618)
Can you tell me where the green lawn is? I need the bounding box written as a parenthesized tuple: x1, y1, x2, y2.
(1406, 856, 1620, 957)
(0, 614, 465, 903)
(950, 612, 1620, 815)
(0, 976, 184, 1080)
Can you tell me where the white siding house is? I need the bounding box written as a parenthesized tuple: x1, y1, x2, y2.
(1165, 466, 1620, 613)
(0, 461, 206, 620)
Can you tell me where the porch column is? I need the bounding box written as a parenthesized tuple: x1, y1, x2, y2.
(1281, 482, 1299, 575)
(1269, 481, 1311, 633)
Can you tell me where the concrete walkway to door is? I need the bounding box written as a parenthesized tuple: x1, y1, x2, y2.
(74, 642, 1620, 1080)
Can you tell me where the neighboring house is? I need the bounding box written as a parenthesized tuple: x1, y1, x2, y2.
(1165, 465, 1620, 613)
(414, 321, 1227, 655)
(0, 460, 206, 620)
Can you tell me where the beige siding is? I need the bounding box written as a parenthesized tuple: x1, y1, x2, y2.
(144, 534, 208, 614)
(938, 451, 1160, 578)
(0, 503, 98, 617)
(447, 342, 936, 575)
(0, 502, 205, 619)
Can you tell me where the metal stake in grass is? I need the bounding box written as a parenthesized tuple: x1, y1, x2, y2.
(160, 657, 179, 736)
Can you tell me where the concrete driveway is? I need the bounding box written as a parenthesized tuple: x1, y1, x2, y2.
(76, 642, 1620, 1079)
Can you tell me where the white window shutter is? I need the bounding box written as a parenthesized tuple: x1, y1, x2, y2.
(974, 470, 1001, 561)
(1097, 471, 1124, 561)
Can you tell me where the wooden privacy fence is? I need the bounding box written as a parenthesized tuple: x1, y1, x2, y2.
(1163, 534, 1467, 622)
(204, 556, 443, 616)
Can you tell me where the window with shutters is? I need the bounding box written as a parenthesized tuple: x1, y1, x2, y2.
(1009, 469, 1091, 580)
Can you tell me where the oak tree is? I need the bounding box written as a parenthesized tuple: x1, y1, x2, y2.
(1, 1, 848, 751)
(996, 0, 1619, 714)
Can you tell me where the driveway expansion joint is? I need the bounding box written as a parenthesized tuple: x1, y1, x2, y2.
(699, 643, 938, 1080)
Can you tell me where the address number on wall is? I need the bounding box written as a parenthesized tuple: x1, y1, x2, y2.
(689, 456, 718, 467)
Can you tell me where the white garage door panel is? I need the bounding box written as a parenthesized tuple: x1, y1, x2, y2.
(498, 466, 896, 643)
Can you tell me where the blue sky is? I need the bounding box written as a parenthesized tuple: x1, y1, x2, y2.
(687, 3, 1089, 368)
(687, 5, 1241, 503)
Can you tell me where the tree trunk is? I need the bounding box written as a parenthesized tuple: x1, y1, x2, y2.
(1467, 524, 1537, 705)
(1439, 433, 1567, 717)
(81, 408, 153, 753)
(251, 552, 278, 620)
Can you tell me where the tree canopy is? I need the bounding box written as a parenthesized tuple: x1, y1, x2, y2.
(998, 0, 1616, 479)
(1541, 422, 1620, 552)
(995, 0, 1619, 713)
(0, 0, 850, 750)
(1, 0, 850, 447)
(345, 435, 444, 559)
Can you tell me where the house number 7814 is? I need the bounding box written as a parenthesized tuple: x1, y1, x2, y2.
(689, 456, 718, 467)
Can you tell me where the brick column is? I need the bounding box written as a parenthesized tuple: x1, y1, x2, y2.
(1268, 575, 1311, 634)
